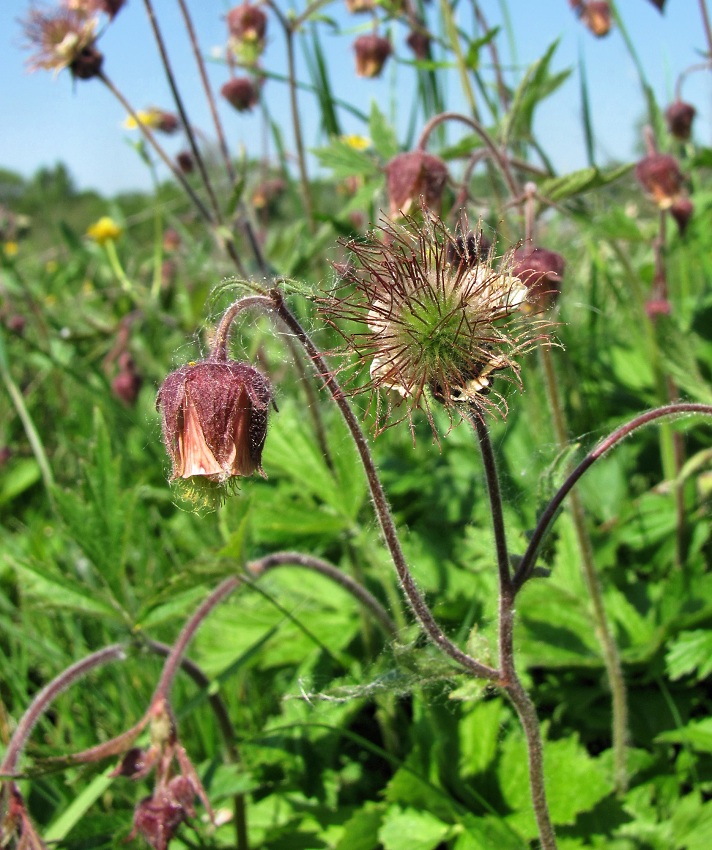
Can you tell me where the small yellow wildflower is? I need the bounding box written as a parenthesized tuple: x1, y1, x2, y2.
(3, 241, 19, 258)
(45, 259, 58, 273)
(123, 109, 162, 130)
(341, 135, 371, 151)
(82, 280, 95, 295)
(87, 216, 122, 245)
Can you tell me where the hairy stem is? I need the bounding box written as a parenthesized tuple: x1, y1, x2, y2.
(538, 344, 629, 794)
(265, 2, 315, 232)
(505, 677, 558, 850)
(247, 551, 399, 637)
(416, 111, 519, 198)
(265, 290, 499, 680)
(175, 0, 235, 185)
(0, 645, 126, 777)
(146, 641, 248, 850)
(514, 403, 712, 589)
(142, 0, 222, 224)
(153, 577, 242, 701)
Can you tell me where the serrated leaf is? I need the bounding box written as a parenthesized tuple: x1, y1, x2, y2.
(336, 802, 386, 850)
(10, 561, 120, 619)
(501, 41, 570, 143)
(656, 717, 712, 752)
(369, 101, 400, 160)
(665, 630, 712, 681)
(311, 139, 380, 180)
(379, 807, 452, 850)
(499, 731, 612, 838)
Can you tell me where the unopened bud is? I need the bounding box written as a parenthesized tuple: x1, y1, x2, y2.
(635, 153, 683, 209)
(221, 76, 260, 111)
(386, 150, 449, 216)
(511, 246, 565, 312)
(665, 100, 696, 141)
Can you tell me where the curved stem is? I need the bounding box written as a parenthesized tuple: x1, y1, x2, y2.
(153, 577, 242, 701)
(247, 551, 399, 637)
(146, 641, 248, 850)
(0, 645, 126, 777)
(211, 294, 273, 361)
(514, 403, 712, 590)
(538, 344, 629, 794)
(416, 111, 519, 199)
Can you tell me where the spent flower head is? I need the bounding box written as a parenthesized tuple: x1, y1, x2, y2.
(22, 4, 101, 77)
(322, 212, 551, 436)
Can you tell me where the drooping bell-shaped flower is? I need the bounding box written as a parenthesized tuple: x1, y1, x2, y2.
(156, 360, 272, 482)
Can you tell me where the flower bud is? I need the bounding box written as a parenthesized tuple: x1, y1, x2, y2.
(670, 197, 693, 235)
(665, 100, 696, 141)
(345, 0, 375, 12)
(511, 246, 565, 312)
(580, 1, 612, 37)
(386, 151, 449, 216)
(221, 76, 260, 111)
(176, 150, 194, 174)
(354, 34, 392, 78)
(635, 153, 683, 209)
(227, 2, 267, 44)
(112, 353, 142, 407)
(156, 360, 272, 482)
(406, 29, 431, 60)
(70, 44, 104, 79)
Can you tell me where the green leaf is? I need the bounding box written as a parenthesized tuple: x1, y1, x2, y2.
(379, 807, 453, 850)
(43, 765, 116, 841)
(0, 457, 41, 505)
(499, 731, 612, 837)
(501, 41, 570, 143)
(656, 717, 712, 753)
(369, 101, 400, 160)
(336, 803, 386, 850)
(464, 28, 500, 71)
(666, 630, 712, 681)
(10, 561, 120, 619)
(538, 164, 632, 203)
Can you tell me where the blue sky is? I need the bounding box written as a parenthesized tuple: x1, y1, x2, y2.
(1, 1, 708, 195)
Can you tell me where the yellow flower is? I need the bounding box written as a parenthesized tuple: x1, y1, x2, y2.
(45, 259, 58, 273)
(87, 216, 122, 245)
(3, 241, 19, 257)
(123, 109, 162, 130)
(341, 135, 371, 151)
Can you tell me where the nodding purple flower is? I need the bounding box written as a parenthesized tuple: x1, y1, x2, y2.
(221, 76, 261, 112)
(353, 34, 392, 78)
(322, 213, 551, 435)
(156, 360, 272, 482)
(406, 29, 431, 60)
(386, 151, 449, 217)
(670, 197, 694, 235)
(226, 2, 267, 43)
(635, 153, 683, 209)
(575, 1, 612, 37)
(511, 246, 566, 312)
(665, 100, 696, 141)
